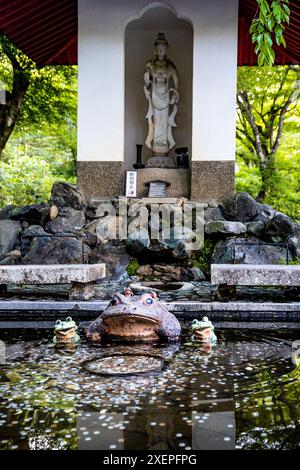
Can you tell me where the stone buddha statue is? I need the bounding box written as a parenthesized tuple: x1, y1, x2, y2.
(144, 33, 179, 168)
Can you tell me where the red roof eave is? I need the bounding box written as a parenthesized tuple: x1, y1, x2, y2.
(0, 0, 299, 66)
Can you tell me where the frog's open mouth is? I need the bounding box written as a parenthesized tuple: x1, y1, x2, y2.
(193, 328, 212, 339)
(103, 314, 160, 341)
(55, 328, 76, 341)
(55, 328, 75, 336)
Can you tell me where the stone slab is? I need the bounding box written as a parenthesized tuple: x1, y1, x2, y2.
(205, 221, 247, 235)
(141, 197, 180, 204)
(148, 182, 167, 197)
(0, 264, 106, 285)
(211, 264, 300, 287)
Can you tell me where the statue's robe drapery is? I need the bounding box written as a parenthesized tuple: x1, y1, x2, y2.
(144, 59, 179, 156)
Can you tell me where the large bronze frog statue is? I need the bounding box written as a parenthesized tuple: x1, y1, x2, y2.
(87, 288, 181, 343)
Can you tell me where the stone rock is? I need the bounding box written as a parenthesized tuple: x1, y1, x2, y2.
(0, 203, 50, 225)
(0, 340, 5, 364)
(246, 220, 265, 238)
(21, 221, 30, 230)
(126, 224, 200, 261)
(23, 225, 49, 238)
(254, 203, 276, 224)
(204, 206, 225, 222)
(84, 231, 98, 248)
(45, 208, 86, 234)
(126, 228, 150, 255)
(135, 263, 204, 282)
(159, 227, 200, 260)
(85, 220, 98, 233)
(0, 220, 21, 258)
(88, 197, 112, 210)
(90, 240, 130, 281)
(287, 224, 300, 259)
(96, 215, 126, 242)
(136, 265, 153, 277)
(50, 205, 59, 220)
(0, 249, 22, 265)
(23, 237, 91, 264)
(50, 182, 87, 210)
(0, 205, 23, 221)
(6, 250, 21, 258)
(0, 256, 17, 265)
(264, 213, 294, 242)
(211, 236, 291, 265)
(222, 192, 259, 222)
(188, 266, 206, 281)
(129, 282, 161, 294)
(21, 225, 48, 257)
(205, 220, 247, 235)
(151, 264, 182, 282)
(6, 344, 25, 361)
(85, 207, 97, 220)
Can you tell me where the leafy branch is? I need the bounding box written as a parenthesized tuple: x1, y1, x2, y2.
(251, 0, 290, 66)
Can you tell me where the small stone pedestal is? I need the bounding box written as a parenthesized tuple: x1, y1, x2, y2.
(137, 168, 190, 199)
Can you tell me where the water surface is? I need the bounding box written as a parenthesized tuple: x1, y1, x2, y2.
(0, 326, 299, 450)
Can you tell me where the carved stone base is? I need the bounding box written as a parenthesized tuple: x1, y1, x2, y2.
(146, 155, 176, 168)
(137, 168, 190, 198)
(69, 282, 95, 301)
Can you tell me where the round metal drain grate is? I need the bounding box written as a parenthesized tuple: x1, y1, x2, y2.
(82, 353, 164, 376)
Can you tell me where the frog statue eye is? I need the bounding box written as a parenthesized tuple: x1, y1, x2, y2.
(109, 297, 120, 307)
(145, 297, 153, 305)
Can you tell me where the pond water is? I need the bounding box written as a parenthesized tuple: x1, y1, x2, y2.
(0, 326, 299, 450)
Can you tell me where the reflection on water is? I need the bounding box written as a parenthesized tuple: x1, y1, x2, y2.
(0, 327, 299, 450)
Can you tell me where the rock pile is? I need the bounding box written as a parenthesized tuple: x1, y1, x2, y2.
(0, 185, 299, 282)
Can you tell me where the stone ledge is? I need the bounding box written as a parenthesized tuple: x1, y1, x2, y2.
(1, 320, 299, 330)
(211, 264, 300, 286)
(0, 300, 300, 312)
(0, 264, 105, 285)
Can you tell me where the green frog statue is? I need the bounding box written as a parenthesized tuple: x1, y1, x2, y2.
(191, 317, 217, 345)
(53, 317, 80, 348)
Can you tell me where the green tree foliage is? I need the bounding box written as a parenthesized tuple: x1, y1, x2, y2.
(0, 34, 77, 207)
(251, 0, 290, 66)
(236, 66, 300, 219)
